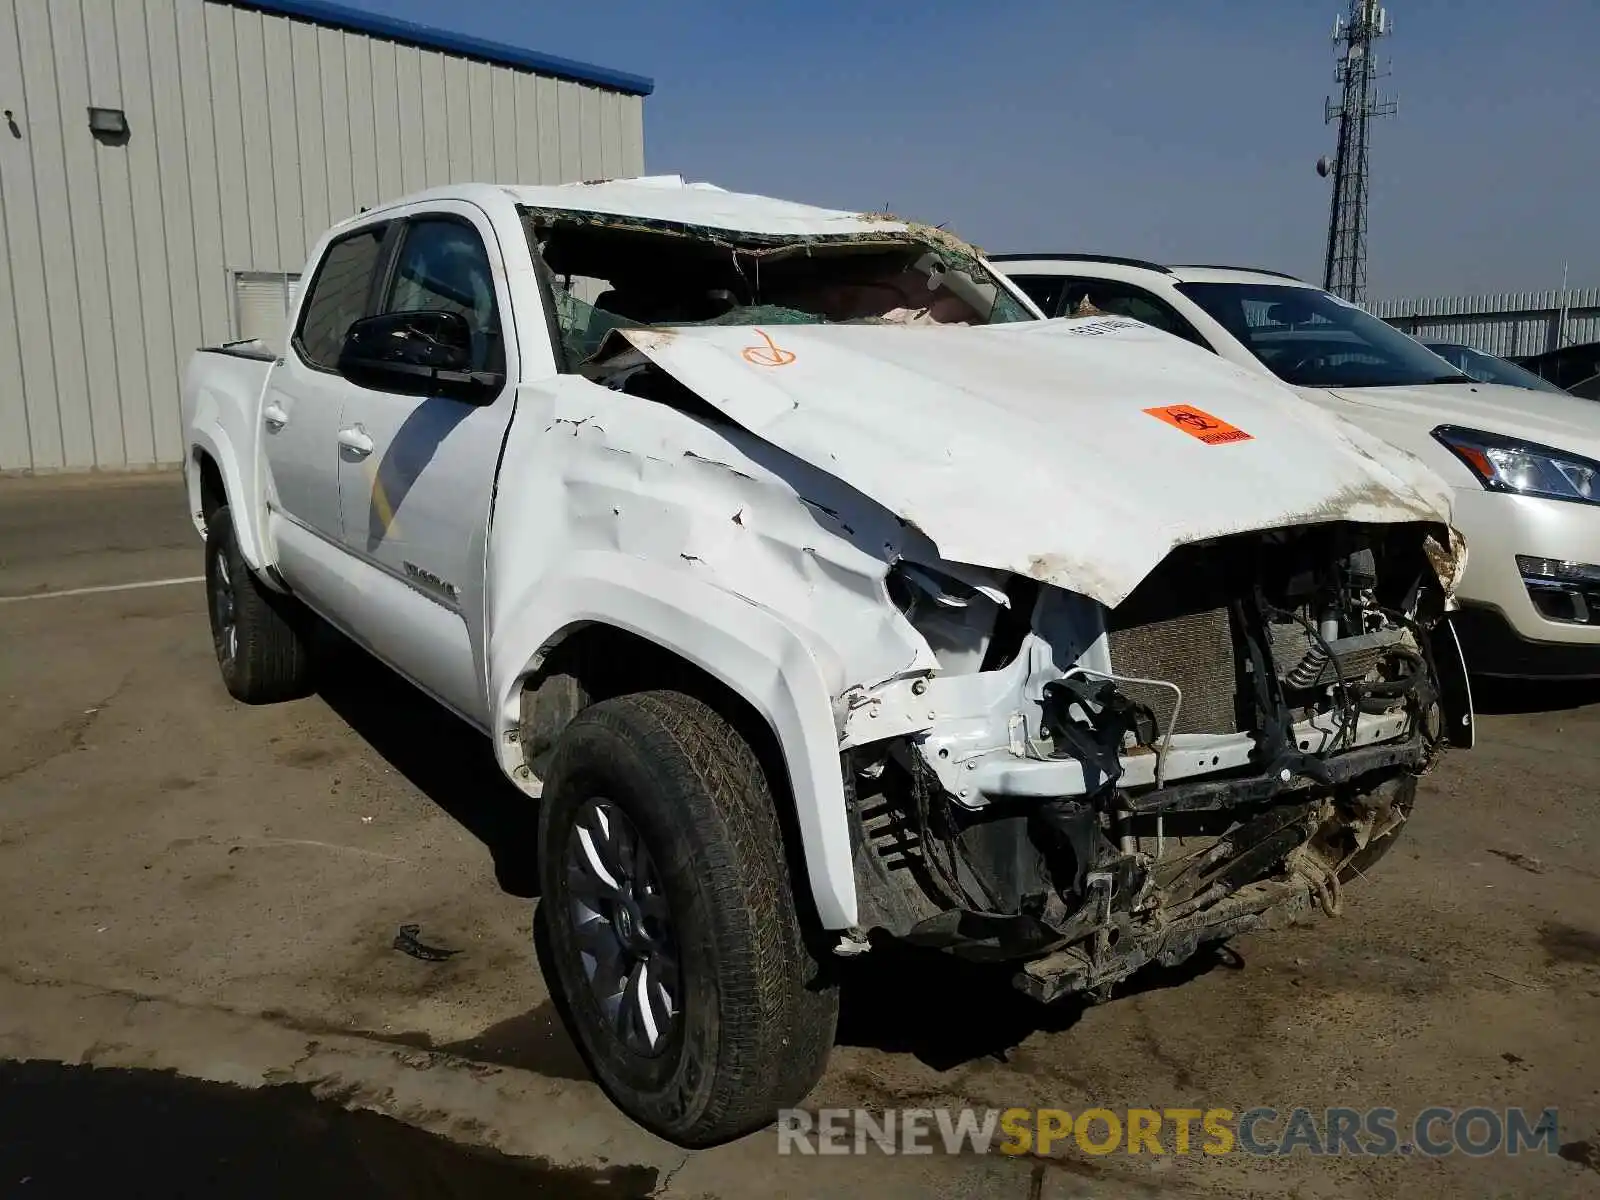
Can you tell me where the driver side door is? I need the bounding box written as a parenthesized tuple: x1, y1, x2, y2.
(332, 207, 517, 726)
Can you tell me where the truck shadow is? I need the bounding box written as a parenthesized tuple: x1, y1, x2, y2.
(1469, 675, 1600, 715)
(312, 632, 542, 898)
(834, 938, 1243, 1070)
(0, 1060, 652, 1198)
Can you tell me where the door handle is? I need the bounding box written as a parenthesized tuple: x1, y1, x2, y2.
(263, 403, 288, 431)
(337, 425, 375, 458)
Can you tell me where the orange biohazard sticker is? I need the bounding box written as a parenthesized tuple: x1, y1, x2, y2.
(1143, 404, 1253, 445)
(741, 329, 797, 367)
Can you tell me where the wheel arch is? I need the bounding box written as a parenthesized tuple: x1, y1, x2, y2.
(488, 555, 858, 930)
(196, 450, 227, 526)
(186, 428, 268, 572)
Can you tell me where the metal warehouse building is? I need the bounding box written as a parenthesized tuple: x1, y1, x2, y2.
(0, 0, 651, 473)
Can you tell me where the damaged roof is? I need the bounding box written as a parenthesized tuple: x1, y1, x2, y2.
(503, 176, 914, 239)
(353, 178, 967, 252)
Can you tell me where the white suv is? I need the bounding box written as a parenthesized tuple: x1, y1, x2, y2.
(995, 255, 1600, 680)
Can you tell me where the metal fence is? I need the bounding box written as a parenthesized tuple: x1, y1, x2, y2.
(1373, 288, 1600, 358)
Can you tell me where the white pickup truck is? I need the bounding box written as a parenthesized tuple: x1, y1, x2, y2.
(182, 177, 1472, 1145)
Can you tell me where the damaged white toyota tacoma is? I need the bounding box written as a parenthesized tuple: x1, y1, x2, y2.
(181, 177, 1473, 1145)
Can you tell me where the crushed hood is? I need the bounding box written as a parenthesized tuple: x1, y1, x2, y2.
(616, 317, 1455, 609)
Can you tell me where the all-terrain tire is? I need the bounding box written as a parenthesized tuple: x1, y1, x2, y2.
(538, 690, 838, 1147)
(204, 504, 313, 704)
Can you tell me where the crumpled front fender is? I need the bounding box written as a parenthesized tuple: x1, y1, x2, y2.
(486, 550, 860, 929)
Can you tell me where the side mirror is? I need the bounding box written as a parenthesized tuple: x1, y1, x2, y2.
(337, 310, 502, 399)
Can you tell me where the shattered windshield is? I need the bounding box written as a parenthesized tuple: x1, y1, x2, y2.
(519, 207, 1033, 366)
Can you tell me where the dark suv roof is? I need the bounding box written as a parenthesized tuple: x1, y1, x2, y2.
(1515, 341, 1600, 391)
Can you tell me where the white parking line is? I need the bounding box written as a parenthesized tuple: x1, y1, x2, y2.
(0, 576, 206, 604)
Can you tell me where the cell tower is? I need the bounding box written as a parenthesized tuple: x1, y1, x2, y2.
(1318, 0, 1396, 304)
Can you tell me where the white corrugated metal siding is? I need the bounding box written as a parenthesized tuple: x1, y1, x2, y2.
(0, 0, 647, 472)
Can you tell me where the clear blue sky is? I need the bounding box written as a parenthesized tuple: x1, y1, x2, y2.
(356, 0, 1596, 299)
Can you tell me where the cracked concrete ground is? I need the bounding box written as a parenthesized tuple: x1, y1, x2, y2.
(1, 472, 1598, 1198)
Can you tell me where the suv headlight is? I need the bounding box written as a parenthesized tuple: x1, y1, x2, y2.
(1432, 425, 1600, 505)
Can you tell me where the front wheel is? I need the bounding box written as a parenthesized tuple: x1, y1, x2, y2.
(537, 690, 838, 1146)
(204, 505, 312, 704)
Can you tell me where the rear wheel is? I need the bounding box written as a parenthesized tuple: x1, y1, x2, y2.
(537, 690, 837, 1146)
(205, 505, 312, 703)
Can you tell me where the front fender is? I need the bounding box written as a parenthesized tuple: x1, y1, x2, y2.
(487, 551, 858, 930)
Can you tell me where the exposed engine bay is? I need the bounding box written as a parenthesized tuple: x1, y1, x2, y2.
(844, 521, 1470, 1002)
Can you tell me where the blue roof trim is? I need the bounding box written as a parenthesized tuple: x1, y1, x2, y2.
(231, 0, 654, 95)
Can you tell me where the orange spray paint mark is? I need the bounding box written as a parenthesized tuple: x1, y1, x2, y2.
(741, 329, 797, 367)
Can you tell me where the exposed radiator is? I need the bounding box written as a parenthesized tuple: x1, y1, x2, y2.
(1106, 605, 1240, 736)
(1277, 626, 1411, 689)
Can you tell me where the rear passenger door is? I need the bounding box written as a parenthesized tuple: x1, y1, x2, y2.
(332, 205, 518, 725)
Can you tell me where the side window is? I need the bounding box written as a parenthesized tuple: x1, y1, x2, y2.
(1059, 278, 1210, 348)
(383, 218, 503, 373)
(1008, 275, 1068, 317)
(294, 226, 387, 369)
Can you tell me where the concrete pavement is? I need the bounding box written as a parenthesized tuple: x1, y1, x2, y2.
(1, 471, 1597, 1198)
